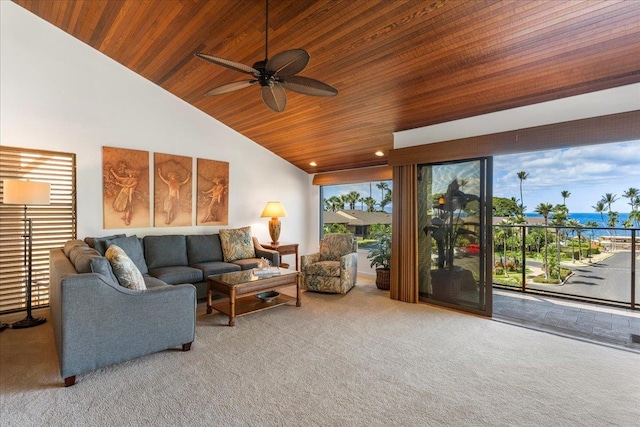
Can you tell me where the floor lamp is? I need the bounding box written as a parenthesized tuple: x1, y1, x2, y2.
(2, 179, 50, 329)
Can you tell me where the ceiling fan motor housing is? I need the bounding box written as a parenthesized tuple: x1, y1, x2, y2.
(253, 60, 276, 88)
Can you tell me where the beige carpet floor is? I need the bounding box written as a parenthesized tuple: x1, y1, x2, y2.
(1, 279, 639, 426)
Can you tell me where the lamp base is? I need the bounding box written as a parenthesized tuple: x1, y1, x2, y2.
(268, 218, 281, 247)
(11, 316, 46, 329)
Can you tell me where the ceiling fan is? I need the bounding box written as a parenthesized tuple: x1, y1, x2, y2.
(195, 0, 338, 113)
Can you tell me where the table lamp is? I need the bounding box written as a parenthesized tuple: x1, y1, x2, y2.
(261, 201, 287, 245)
(2, 179, 50, 329)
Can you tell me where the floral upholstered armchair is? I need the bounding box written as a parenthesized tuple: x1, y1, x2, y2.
(301, 233, 358, 294)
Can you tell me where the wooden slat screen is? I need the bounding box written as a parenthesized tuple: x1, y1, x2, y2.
(0, 146, 76, 313)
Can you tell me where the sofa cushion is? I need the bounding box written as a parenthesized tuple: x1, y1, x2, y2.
(68, 246, 101, 273)
(144, 235, 188, 269)
(191, 261, 241, 278)
(89, 256, 119, 285)
(319, 233, 356, 261)
(186, 234, 224, 264)
(143, 275, 171, 290)
(231, 258, 262, 270)
(105, 235, 148, 275)
(105, 245, 147, 291)
(219, 226, 254, 262)
(85, 234, 126, 255)
(147, 266, 203, 285)
(63, 240, 88, 257)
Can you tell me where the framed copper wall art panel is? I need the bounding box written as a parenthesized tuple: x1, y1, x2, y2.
(197, 158, 229, 225)
(154, 153, 192, 227)
(102, 147, 150, 228)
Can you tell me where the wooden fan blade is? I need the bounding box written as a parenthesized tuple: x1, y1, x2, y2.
(204, 80, 257, 96)
(280, 76, 338, 97)
(195, 53, 259, 75)
(261, 84, 287, 112)
(266, 49, 309, 77)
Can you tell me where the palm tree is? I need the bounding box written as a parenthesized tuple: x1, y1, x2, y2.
(379, 190, 393, 212)
(630, 210, 640, 228)
(362, 196, 377, 212)
(358, 196, 365, 211)
(567, 218, 583, 263)
(561, 190, 570, 207)
(585, 220, 598, 261)
(343, 191, 361, 210)
(376, 182, 389, 202)
(535, 202, 553, 279)
(494, 221, 511, 277)
(622, 187, 639, 211)
(551, 204, 568, 280)
(592, 200, 605, 227)
(601, 193, 619, 212)
(517, 171, 528, 214)
(601, 193, 619, 250)
(327, 196, 342, 212)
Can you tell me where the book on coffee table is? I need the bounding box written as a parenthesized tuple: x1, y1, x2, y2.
(252, 267, 281, 277)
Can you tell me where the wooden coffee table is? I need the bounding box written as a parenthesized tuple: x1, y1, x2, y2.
(206, 268, 300, 326)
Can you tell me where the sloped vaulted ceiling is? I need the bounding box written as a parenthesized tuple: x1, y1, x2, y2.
(13, 0, 640, 173)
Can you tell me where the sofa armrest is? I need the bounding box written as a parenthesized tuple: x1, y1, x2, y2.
(253, 237, 280, 267)
(301, 252, 320, 269)
(340, 252, 358, 289)
(340, 252, 357, 271)
(52, 270, 196, 382)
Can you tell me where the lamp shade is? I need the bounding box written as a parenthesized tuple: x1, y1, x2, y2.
(3, 179, 50, 205)
(261, 201, 287, 218)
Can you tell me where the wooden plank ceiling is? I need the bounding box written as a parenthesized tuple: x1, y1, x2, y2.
(13, 0, 640, 173)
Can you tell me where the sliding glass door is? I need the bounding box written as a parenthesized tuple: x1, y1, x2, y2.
(417, 158, 492, 315)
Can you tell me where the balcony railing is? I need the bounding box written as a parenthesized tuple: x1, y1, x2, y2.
(492, 225, 638, 309)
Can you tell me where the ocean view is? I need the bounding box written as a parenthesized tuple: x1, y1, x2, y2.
(524, 212, 635, 238)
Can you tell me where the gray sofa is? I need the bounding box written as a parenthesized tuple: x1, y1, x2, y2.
(84, 233, 280, 299)
(49, 232, 279, 386)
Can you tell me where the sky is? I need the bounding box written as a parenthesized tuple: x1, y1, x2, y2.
(321, 140, 640, 214)
(494, 140, 640, 213)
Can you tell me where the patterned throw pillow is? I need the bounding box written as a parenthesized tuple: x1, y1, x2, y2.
(219, 226, 255, 262)
(105, 245, 147, 291)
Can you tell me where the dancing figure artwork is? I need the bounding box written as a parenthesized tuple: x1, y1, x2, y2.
(110, 168, 139, 226)
(102, 146, 150, 229)
(201, 178, 227, 223)
(196, 158, 229, 226)
(157, 168, 191, 225)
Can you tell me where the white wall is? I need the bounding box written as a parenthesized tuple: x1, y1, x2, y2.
(1, 2, 319, 253)
(394, 84, 640, 148)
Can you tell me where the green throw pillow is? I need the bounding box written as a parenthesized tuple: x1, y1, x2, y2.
(219, 226, 255, 262)
(105, 245, 147, 291)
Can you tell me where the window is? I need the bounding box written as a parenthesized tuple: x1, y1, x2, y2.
(0, 146, 76, 313)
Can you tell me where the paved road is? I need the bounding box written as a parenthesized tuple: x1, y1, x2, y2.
(527, 252, 637, 303)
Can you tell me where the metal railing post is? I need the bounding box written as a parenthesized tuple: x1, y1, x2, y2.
(631, 229, 636, 310)
(521, 226, 527, 292)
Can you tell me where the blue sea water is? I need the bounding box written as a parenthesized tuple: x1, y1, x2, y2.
(524, 212, 635, 237)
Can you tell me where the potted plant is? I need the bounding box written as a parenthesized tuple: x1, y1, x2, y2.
(367, 232, 391, 290)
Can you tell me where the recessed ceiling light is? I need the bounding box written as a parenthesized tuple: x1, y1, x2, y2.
(309, 161, 317, 167)
(375, 151, 384, 157)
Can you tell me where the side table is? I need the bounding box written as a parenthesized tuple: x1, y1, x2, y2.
(262, 242, 299, 271)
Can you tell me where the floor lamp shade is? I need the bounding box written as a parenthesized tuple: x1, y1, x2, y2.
(2, 179, 51, 329)
(261, 202, 287, 245)
(3, 179, 51, 205)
